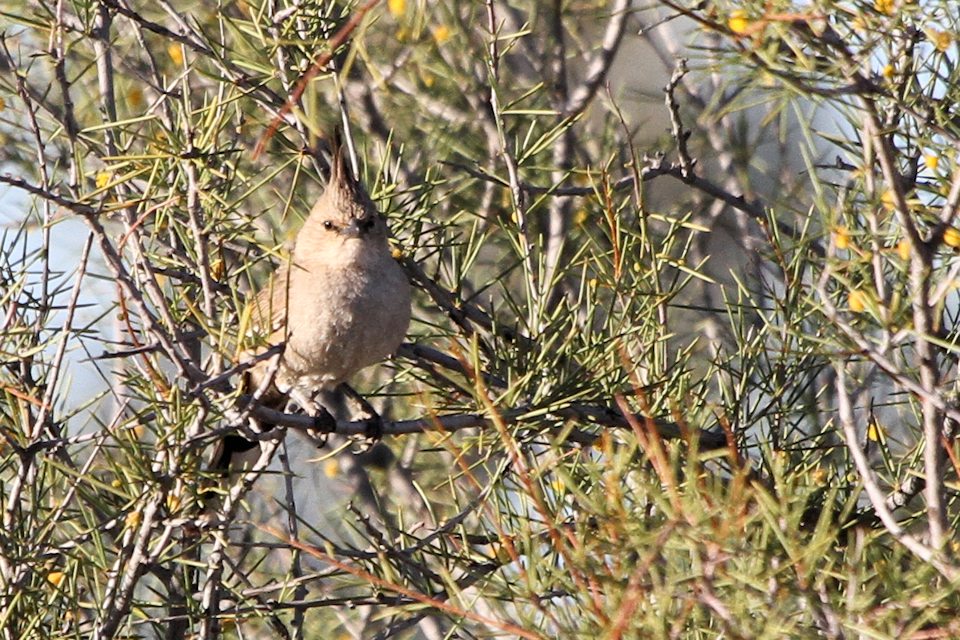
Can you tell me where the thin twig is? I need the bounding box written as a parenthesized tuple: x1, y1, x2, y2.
(253, 0, 379, 158)
(833, 365, 957, 580)
(665, 59, 693, 177)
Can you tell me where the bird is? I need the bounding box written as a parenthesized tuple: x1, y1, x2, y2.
(210, 135, 412, 473)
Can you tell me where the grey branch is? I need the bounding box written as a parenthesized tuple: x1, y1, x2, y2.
(246, 401, 727, 449)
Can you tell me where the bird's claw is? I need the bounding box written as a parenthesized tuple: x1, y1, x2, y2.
(363, 414, 383, 441)
(306, 406, 336, 447)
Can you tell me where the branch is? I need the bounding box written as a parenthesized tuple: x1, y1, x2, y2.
(233, 401, 727, 449)
(564, 0, 631, 116)
(445, 157, 824, 256)
(253, 0, 380, 158)
(834, 365, 957, 580)
(665, 59, 693, 177)
(0, 174, 97, 216)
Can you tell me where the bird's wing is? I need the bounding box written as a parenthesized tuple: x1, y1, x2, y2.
(237, 263, 291, 395)
(209, 265, 290, 478)
(249, 264, 290, 341)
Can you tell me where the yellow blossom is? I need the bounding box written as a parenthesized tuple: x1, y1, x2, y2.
(125, 510, 142, 529)
(867, 421, 881, 441)
(432, 24, 451, 45)
(127, 86, 144, 109)
(880, 189, 896, 210)
(834, 226, 851, 250)
(387, 0, 405, 17)
(210, 257, 225, 280)
(391, 246, 404, 260)
(727, 10, 751, 35)
(874, 0, 895, 15)
(944, 227, 960, 248)
(848, 289, 867, 313)
(167, 43, 184, 66)
(881, 64, 894, 79)
(95, 172, 111, 189)
(897, 239, 911, 261)
(0, 96, 5, 112)
(924, 154, 939, 171)
(928, 29, 953, 52)
(47, 572, 65, 588)
(111, 478, 123, 489)
(323, 459, 339, 479)
(574, 209, 588, 225)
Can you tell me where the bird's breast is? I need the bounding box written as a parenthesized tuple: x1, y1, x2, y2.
(281, 252, 411, 385)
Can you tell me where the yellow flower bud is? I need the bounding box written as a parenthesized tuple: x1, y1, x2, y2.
(727, 10, 751, 35)
(167, 43, 184, 66)
(834, 226, 851, 250)
(880, 189, 896, 210)
(944, 228, 960, 248)
(432, 25, 451, 45)
(323, 459, 339, 479)
(897, 239, 911, 261)
(125, 510, 142, 530)
(127, 87, 144, 109)
(874, 0, 895, 16)
(848, 290, 866, 313)
(928, 29, 953, 52)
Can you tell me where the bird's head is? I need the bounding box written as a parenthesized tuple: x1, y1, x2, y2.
(297, 136, 387, 259)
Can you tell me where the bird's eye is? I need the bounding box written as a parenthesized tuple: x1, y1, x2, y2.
(322, 221, 335, 231)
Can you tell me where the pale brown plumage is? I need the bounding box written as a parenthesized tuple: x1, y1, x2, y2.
(211, 139, 411, 471)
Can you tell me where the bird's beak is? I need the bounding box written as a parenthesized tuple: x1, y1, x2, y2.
(343, 216, 375, 238)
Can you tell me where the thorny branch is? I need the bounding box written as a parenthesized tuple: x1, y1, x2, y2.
(4, 0, 960, 637)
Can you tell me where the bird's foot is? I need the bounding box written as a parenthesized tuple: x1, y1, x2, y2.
(337, 383, 377, 417)
(305, 406, 336, 447)
(363, 413, 383, 441)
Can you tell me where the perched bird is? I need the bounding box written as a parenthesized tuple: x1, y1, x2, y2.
(211, 137, 412, 471)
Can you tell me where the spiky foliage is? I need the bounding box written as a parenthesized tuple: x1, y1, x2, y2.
(2, 0, 960, 638)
